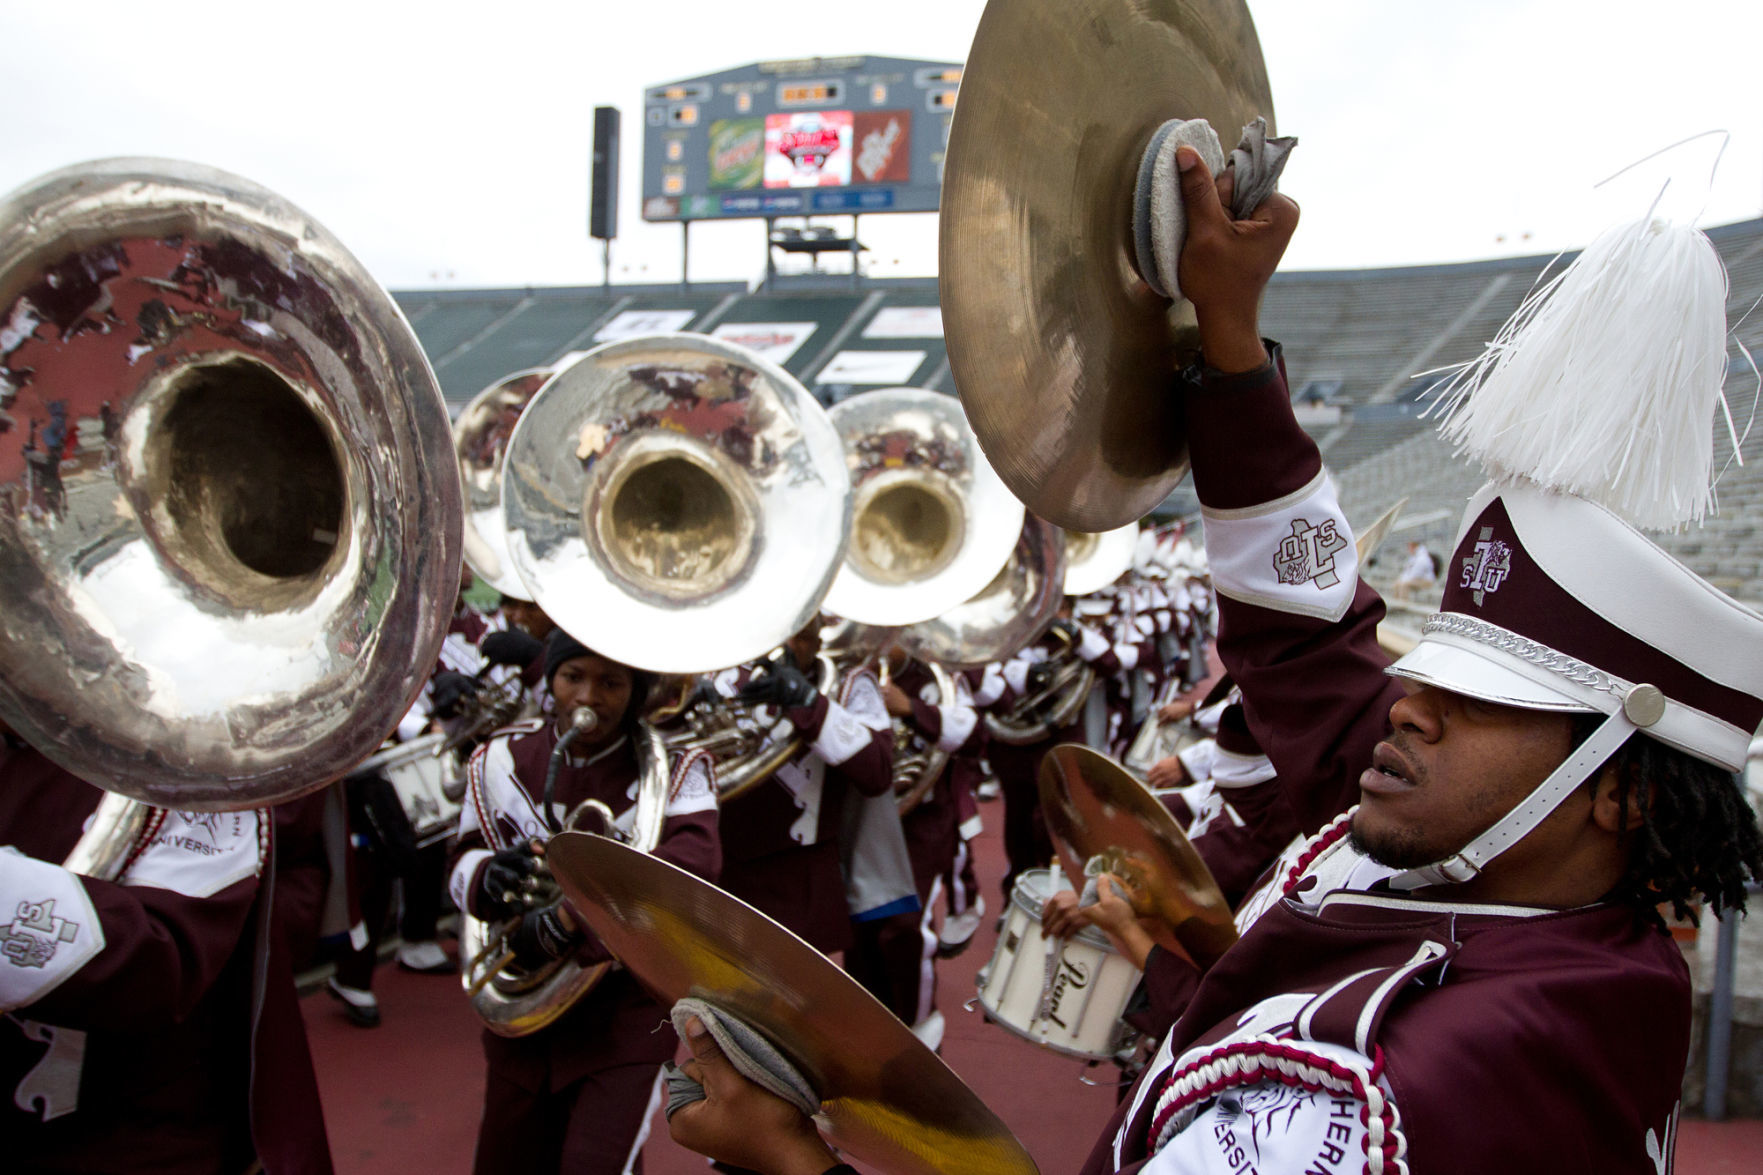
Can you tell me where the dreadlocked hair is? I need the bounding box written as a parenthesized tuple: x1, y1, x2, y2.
(1573, 714, 1763, 929)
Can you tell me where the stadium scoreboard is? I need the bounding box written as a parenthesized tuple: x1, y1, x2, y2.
(640, 56, 961, 223)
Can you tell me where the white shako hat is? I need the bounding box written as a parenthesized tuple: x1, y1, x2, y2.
(1378, 213, 1763, 889)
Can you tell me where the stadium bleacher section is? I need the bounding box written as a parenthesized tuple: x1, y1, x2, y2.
(392, 217, 1763, 606)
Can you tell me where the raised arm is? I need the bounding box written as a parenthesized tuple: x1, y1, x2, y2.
(1174, 147, 1405, 833)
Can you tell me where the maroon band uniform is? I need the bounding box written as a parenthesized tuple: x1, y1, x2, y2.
(450, 719, 719, 1175)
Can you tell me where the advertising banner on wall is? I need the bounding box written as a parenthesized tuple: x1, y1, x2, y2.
(815, 350, 927, 385)
(710, 322, 819, 364)
(593, 309, 696, 342)
(862, 306, 943, 338)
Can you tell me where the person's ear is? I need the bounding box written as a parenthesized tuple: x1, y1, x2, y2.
(1589, 763, 1645, 833)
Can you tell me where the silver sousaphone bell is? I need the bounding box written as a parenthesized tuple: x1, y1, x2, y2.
(1063, 523, 1140, 597)
(455, 366, 556, 601)
(897, 514, 1067, 670)
(0, 159, 462, 809)
(823, 387, 1022, 628)
(499, 333, 851, 674)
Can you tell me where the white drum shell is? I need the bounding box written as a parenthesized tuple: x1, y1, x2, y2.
(976, 868, 1141, 1060)
(359, 732, 461, 847)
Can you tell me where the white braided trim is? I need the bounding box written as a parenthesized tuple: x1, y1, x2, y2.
(1148, 1035, 1410, 1175)
(1281, 808, 1357, 895)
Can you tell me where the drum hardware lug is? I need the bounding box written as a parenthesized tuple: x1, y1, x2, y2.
(1077, 1067, 1137, 1088)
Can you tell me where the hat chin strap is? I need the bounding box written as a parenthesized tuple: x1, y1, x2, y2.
(1386, 708, 1638, 892)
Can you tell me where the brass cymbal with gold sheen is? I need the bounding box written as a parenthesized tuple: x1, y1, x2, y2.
(1039, 744, 1238, 967)
(941, 0, 1275, 532)
(546, 833, 1039, 1175)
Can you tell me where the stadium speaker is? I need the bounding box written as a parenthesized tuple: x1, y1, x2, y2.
(590, 106, 620, 241)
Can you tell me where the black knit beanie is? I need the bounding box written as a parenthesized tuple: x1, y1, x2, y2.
(543, 629, 594, 688)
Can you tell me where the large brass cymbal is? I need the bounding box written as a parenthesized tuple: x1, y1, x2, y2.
(1038, 744, 1237, 967)
(546, 834, 1039, 1175)
(941, 0, 1275, 532)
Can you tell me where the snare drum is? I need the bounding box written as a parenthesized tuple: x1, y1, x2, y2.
(975, 868, 1141, 1060)
(357, 733, 462, 847)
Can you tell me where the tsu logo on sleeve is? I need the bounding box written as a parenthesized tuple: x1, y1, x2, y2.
(1272, 518, 1349, 591)
(1, 898, 81, 970)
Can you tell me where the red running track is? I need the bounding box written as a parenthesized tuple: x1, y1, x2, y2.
(303, 799, 1763, 1173)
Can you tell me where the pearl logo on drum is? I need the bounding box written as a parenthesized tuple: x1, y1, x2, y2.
(1044, 954, 1092, 1029)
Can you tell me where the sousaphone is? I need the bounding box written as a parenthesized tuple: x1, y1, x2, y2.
(897, 514, 1066, 670)
(941, 0, 1277, 531)
(501, 334, 851, 673)
(0, 159, 462, 810)
(464, 333, 852, 1032)
(1063, 523, 1140, 598)
(823, 388, 1022, 628)
(454, 366, 555, 600)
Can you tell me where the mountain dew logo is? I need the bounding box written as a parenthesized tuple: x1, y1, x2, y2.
(709, 120, 763, 190)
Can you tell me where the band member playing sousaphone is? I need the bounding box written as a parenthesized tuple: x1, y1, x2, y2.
(449, 629, 720, 1175)
(0, 157, 463, 1175)
(706, 616, 895, 956)
(455, 326, 847, 1172)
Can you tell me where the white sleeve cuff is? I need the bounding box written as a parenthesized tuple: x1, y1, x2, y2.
(123, 809, 263, 898)
(813, 699, 874, 766)
(935, 704, 978, 753)
(665, 754, 719, 816)
(1201, 469, 1358, 623)
(1075, 626, 1110, 662)
(1176, 738, 1217, 783)
(450, 848, 492, 912)
(1210, 748, 1278, 789)
(0, 848, 105, 1011)
(971, 664, 1007, 708)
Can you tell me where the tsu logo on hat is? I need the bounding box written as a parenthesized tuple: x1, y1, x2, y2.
(1388, 481, 1763, 772)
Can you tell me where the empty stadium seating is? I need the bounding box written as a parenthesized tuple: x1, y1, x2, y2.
(392, 217, 1763, 606)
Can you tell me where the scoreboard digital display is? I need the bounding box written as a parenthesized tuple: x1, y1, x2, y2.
(641, 56, 960, 222)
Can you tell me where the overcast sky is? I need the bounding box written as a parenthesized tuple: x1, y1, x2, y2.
(5, 0, 1761, 289)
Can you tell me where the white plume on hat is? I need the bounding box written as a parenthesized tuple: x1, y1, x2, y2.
(1426, 214, 1739, 530)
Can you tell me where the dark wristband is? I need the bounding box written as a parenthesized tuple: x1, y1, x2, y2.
(823, 1166, 858, 1175)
